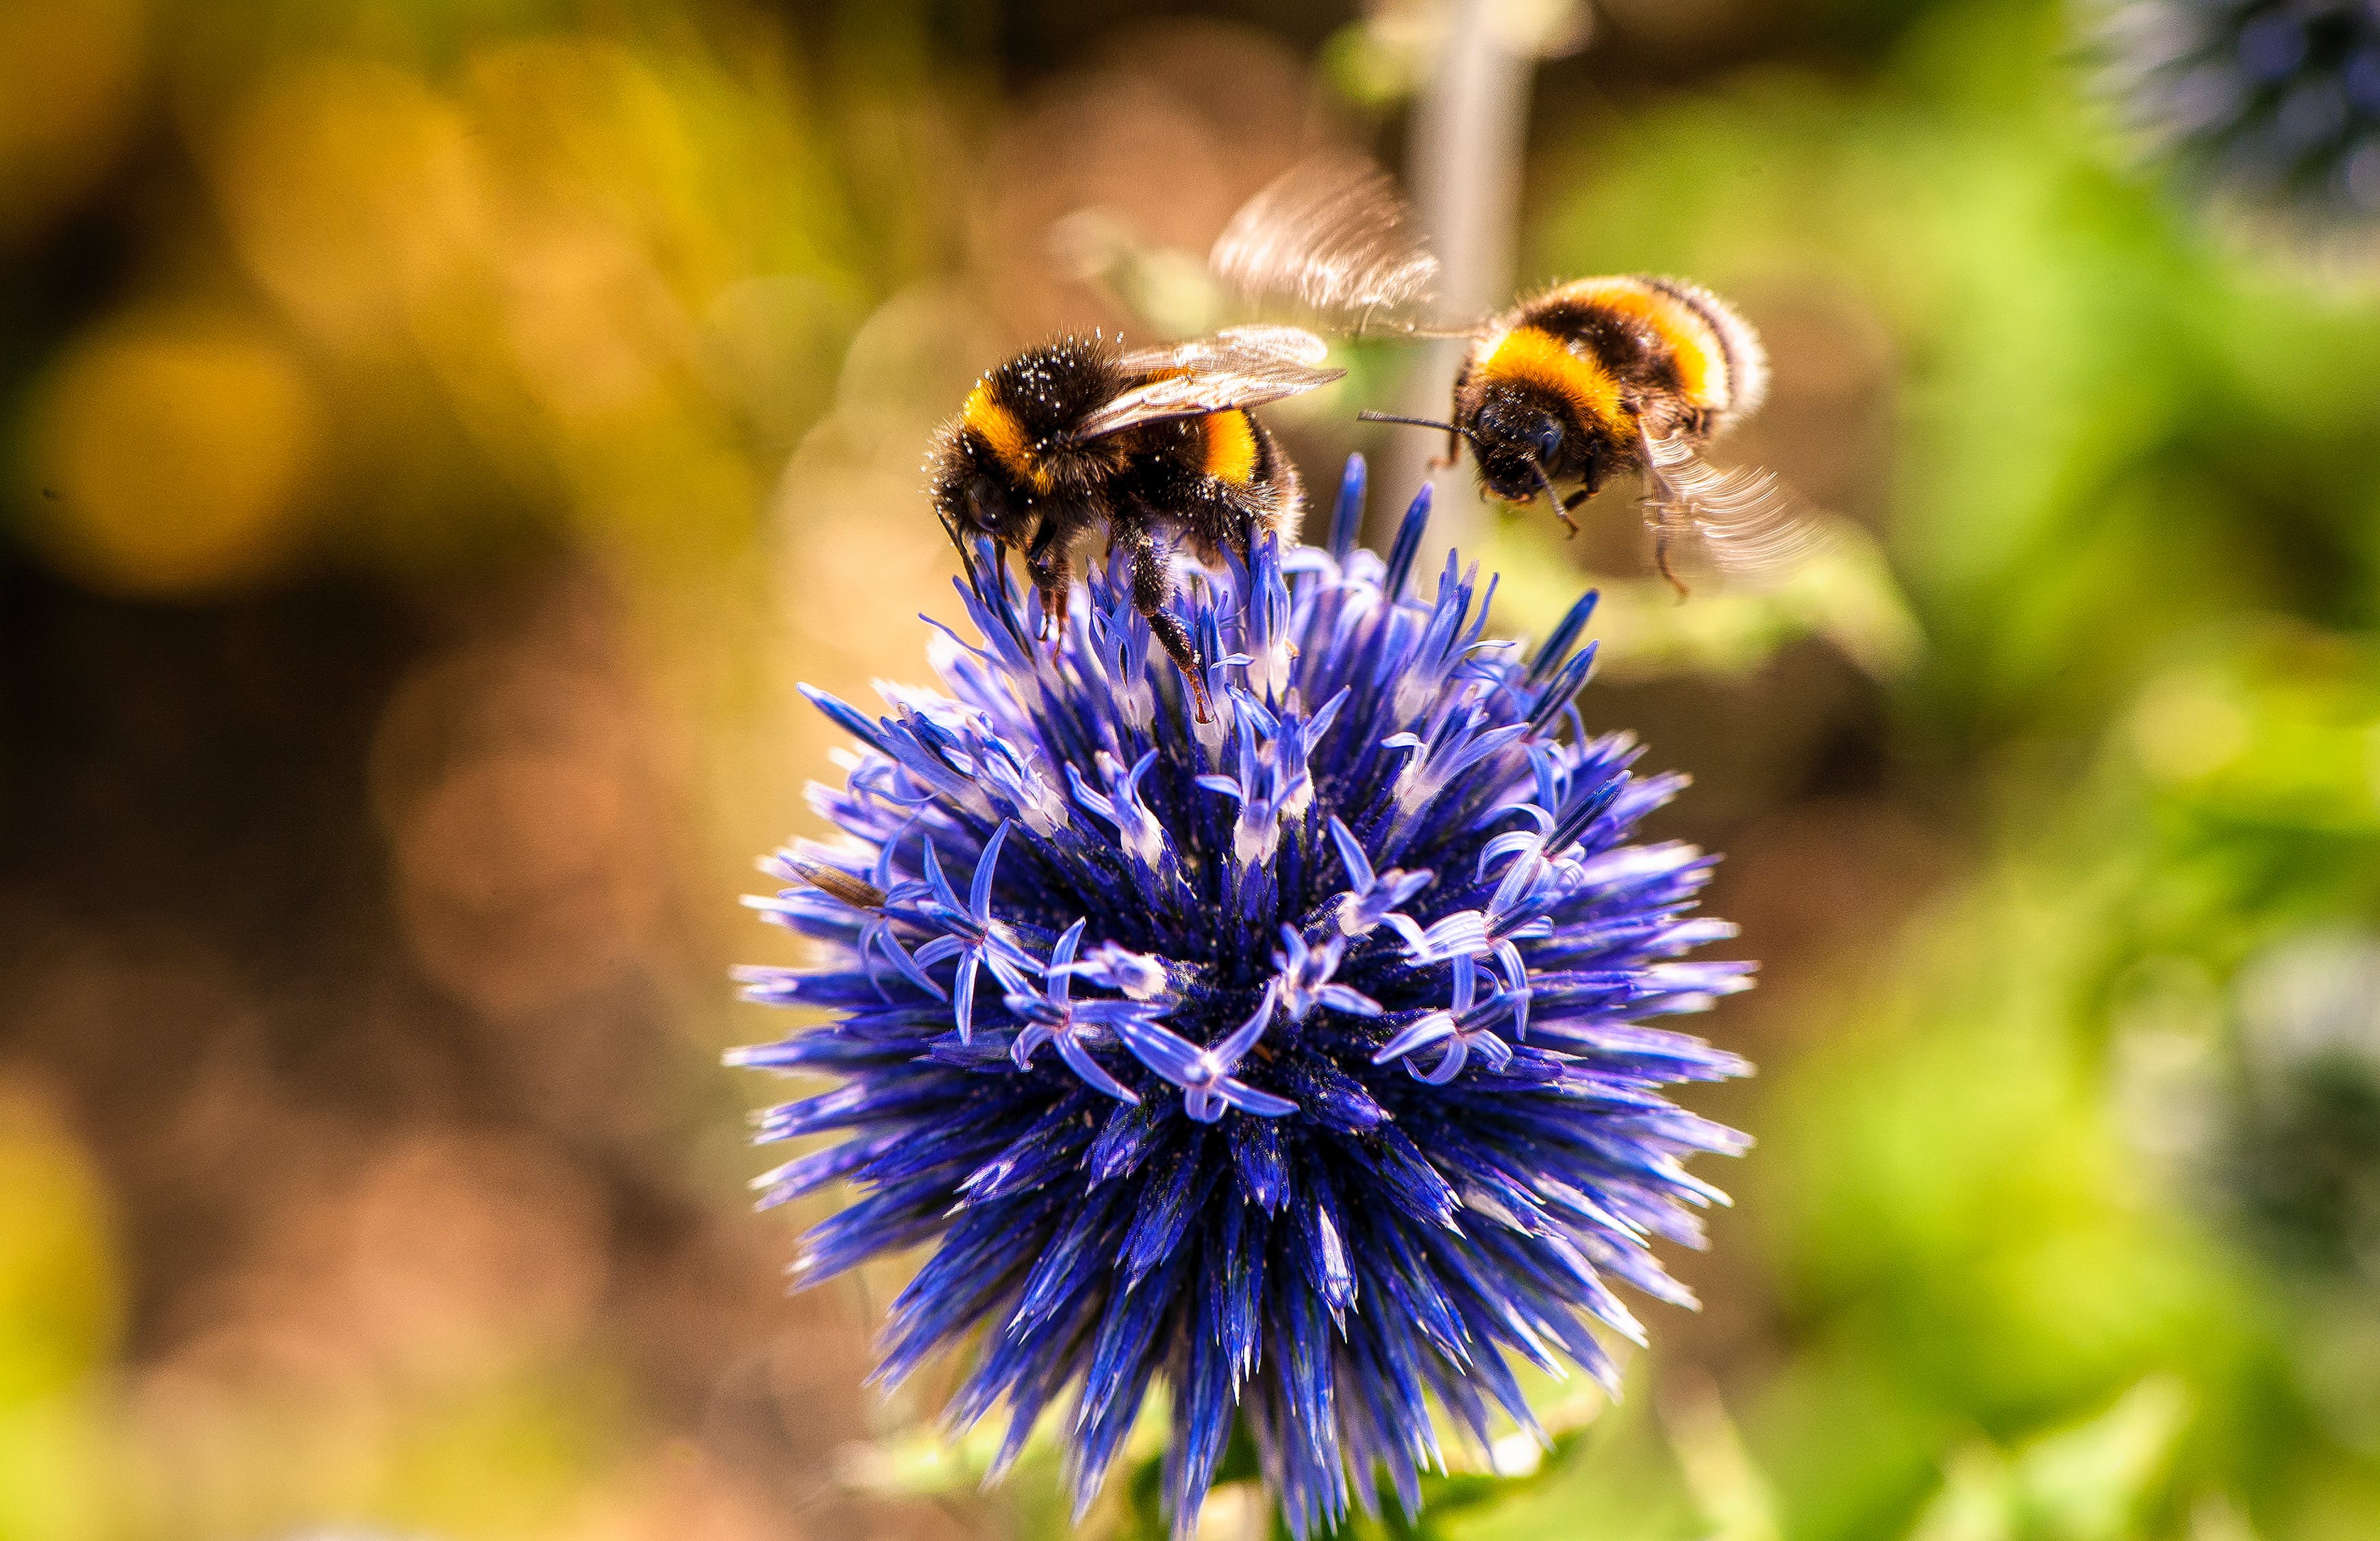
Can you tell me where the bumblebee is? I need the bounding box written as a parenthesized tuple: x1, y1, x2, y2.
(931, 326, 1337, 721)
(1211, 159, 1816, 590)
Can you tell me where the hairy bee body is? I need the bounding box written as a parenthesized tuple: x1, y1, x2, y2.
(1453, 275, 1768, 511)
(1211, 158, 1813, 591)
(931, 333, 1317, 718)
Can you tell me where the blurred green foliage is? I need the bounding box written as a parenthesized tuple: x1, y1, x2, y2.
(1475, 1, 2380, 1536)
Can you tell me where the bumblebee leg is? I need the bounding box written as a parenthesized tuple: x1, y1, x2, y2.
(1042, 581, 1071, 647)
(1125, 531, 1212, 723)
(1640, 456, 1694, 602)
(1651, 518, 1692, 601)
(1024, 525, 1074, 644)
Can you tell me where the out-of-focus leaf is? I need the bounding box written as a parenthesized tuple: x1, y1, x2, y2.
(1663, 1377, 1782, 1541)
(1905, 1377, 2192, 1541)
(1484, 515, 1922, 686)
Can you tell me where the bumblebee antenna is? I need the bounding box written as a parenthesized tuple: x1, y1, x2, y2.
(1357, 409, 1476, 442)
(937, 508, 1034, 644)
(934, 506, 973, 562)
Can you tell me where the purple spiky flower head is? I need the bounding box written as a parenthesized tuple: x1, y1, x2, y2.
(730, 458, 1753, 1538)
(2091, 0, 2380, 225)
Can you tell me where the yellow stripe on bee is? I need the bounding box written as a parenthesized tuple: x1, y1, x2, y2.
(1478, 325, 1626, 428)
(1203, 410, 1258, 486)
(1552, 276, 1728, 411)
(961, 381, 1050, 491)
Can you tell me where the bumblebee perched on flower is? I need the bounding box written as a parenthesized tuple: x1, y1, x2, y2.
(930, 326, 1340, 720)
(1212, 159, 1818, 591)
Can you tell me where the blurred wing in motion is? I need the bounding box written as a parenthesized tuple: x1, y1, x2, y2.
(1210, 158, 1441, 331)
(1070, 326, 1343, 441)
(1126, 323, 1333, 371)
(1642, 431, 1833, 590)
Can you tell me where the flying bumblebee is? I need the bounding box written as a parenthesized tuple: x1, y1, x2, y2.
(931, 325, 1340, 722)
(1210, 159, 1820, 592)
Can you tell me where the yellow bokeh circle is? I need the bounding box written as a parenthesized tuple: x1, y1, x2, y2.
(27, 318, 322, 597)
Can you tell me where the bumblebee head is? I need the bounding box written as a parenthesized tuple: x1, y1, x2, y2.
(933, 338, 1125, 547)
(932, 442, 1039, 551)
(1468, 385, 1604, 507)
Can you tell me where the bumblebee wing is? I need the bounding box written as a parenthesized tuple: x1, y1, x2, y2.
(1210, 156, 1442, 331)
(1070, 328, 1343, 442)
(1117, 324, 1333, 372)
(1642, 432, 1833, 588)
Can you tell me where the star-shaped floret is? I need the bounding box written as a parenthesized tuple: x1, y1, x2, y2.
(1003, 918, 1146, 1104)
(1115, 984, 1299, 1123)
(911, 821, 1039, 1041)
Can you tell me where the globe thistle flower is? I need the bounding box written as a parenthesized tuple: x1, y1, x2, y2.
(2091, 0, 2380, 225)
(731, 458, 1753, 1537)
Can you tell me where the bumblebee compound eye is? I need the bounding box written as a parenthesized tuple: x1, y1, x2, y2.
(966, 475, 1012, 535)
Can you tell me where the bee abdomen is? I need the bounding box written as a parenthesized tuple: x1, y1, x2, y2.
(1638, 275, 1768, 429)
(1535, 275, 1768, 436)
(1201, 409, 1260, 486)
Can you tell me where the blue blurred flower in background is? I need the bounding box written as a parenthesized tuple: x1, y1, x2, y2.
(2094, 0, 2380, 223)
(2217, 929, 2380, 1287)
(731, 458, 1752, 1538)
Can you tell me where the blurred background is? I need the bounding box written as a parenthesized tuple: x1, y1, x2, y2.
(5, 0, 2380, 1538)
